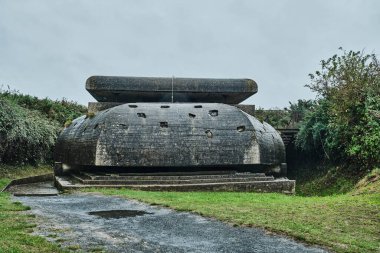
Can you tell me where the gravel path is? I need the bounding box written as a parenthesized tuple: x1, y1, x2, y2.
(15, 193, 329, 253)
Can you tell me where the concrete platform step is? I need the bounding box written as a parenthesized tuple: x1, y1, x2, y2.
(56, 175, 295, 194)
(77, 171, 269, 181)
(5, 181, 59, 196)
(71, 175, 275, 185)
(123, 180, 295, 193)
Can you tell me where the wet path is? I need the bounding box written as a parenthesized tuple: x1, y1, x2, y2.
(15, 193, 328, 253)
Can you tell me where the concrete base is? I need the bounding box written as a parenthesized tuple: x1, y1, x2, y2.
(1, 173, 59, 196)
(5, 181, 59, 196)
(55, 172, 295, 194)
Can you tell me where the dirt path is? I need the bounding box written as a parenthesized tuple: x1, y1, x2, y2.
(15, 193, 328, 253)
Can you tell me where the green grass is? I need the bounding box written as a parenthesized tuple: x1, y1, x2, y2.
(0, 165, 64, 252)
(0, 180, 65, 252)
(290, 165, 360, 196)
(0, 164, 53, 180)
(85, 187, 380, 253)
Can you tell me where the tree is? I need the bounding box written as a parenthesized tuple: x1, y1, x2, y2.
(296, 49, 380, 171)
(287, 99, 315, 128)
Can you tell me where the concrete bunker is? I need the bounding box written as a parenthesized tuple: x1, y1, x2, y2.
(54, 76, 287, 176)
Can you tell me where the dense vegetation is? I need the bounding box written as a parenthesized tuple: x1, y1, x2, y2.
(0, 89, 86, 125)
(253, 50, 380, 195)
(254, 99, 314, 129)
(0, 89, 86, 165)
(296, 50, 380, 173)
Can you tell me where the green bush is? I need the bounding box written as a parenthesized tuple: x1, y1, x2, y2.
(296, 49, 380, 171)
(254, 108, 290, 128)
(0, 88, 86, 125)
(0, 98, 61, 164)
(0, 89, 86, 165)
(255, 99, 314, 129)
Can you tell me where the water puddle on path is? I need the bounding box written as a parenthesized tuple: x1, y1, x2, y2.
(88, 209, 152, 218)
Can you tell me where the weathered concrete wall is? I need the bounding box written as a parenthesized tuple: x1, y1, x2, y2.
(86, 76, 257, 104)
(89, 102, 256, 116)
(55, 103, 285, 171)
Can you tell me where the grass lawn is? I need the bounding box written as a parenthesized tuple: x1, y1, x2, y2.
(85, 188, 380, 253)
(0, 164, 53, 181)
(0, 165, 65, 253)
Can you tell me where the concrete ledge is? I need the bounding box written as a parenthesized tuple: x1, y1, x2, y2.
(55, 174, 295, 194)
(7, 181, 59, 196)
(1, 173, 54, 192)
(76, 171, 269, 180)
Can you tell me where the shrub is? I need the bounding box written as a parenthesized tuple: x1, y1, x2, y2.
(0, 88, 86, 125)
(0, 88, 86, 165)
(0, 98, 61, 164)
(296, 49, 380, 171)
(255, 100, 314, 129)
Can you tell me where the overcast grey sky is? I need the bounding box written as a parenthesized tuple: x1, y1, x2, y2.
(0, 0, 379, 108)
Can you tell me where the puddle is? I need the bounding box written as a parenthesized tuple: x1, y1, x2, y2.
(88, 210, 152, 219)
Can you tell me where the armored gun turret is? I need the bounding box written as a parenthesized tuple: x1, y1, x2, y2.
(54, 76, 293, 193)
